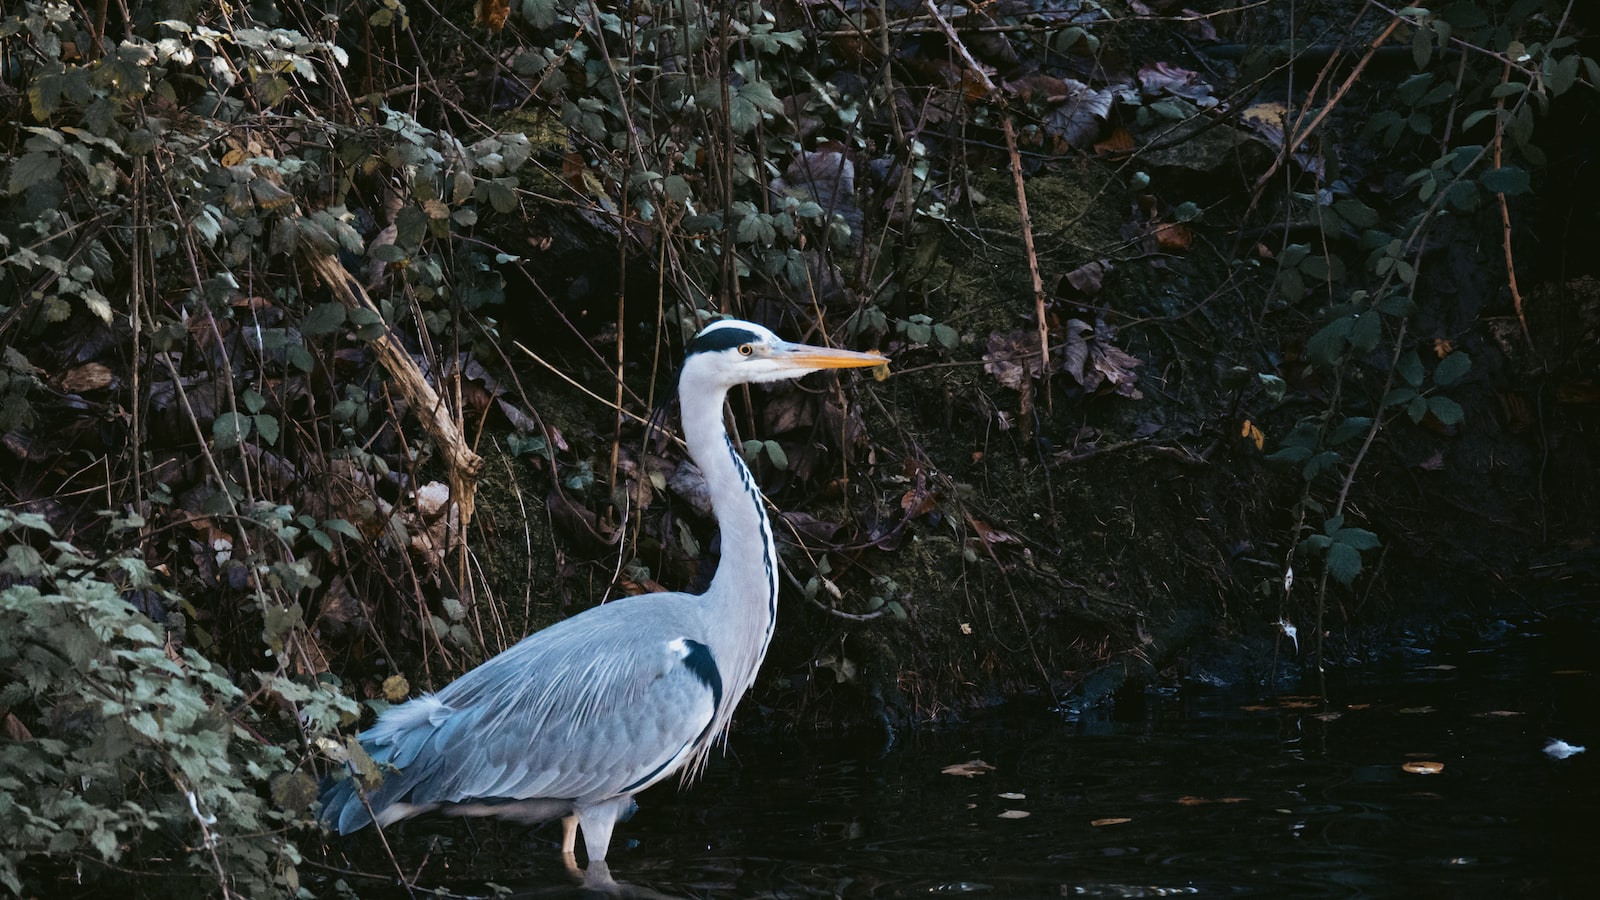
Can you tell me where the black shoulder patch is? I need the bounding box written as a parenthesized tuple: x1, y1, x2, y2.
(680, 639, 723, 710)
(685, 326, 761, 358)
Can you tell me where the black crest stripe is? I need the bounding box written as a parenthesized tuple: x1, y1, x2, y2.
(685, 326, 761, 357)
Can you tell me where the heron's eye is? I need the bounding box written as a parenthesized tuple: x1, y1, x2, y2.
(738, 344, 754, 357)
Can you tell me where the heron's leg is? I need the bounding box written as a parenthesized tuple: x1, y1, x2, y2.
(582, 860, 616, 889)
(574, 795, 635, 864)
(560, 814, 578, 856)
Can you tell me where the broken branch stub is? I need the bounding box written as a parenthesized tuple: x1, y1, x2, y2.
(302, 251, 483, 526)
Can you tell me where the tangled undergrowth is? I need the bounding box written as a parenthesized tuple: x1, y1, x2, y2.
(2, 0, 1596, 894)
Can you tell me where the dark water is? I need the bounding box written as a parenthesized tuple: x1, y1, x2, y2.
(348, 616, 1598, 898)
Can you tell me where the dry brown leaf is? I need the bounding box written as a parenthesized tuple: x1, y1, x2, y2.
(382, 674, 411, 702)
(1094, 125, 1136, 155)
(1154, 221, 1193, 253)
(1181, 8, 1220, 42)
(983, 330, 1044, 391)
(1061, 259, 1113, 297)
(1061, 319, 1143, 399)
(476, 0, 511, 30)
(1241, 420, 1264, 450)
(58, 362, 116, 393)
(1137, 62, 1216, 107)
(1402, 761, 1445, 775)
(4, 712, 33, 741)
(1038, 79, 1115, 148)
(942, 759, 996, 777)
(901, 485, 939, 519)
(1091, 817, 1132, 827)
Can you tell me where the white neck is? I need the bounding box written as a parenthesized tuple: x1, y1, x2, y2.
(678, 379, 779, 731)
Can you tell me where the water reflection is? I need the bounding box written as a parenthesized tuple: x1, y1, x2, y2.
(346, 618, 1596, 898)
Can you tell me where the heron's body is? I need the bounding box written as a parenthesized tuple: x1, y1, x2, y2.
(319, 320, 883, 868)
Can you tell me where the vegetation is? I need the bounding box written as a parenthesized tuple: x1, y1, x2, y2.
(1, 0, 1595, 893)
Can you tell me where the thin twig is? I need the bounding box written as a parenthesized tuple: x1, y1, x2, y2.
(920, 0, 1050, 417)
(1493, 59, 1531, 344)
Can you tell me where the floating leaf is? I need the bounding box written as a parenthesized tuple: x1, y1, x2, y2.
(942, 760, 995, 777)
(997, 809, 1030, 819)
(1090, 817, 1132, 827)
(1402, 761, 1445, 774)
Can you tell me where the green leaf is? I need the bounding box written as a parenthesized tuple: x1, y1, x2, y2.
(323, 518, 363, 540)
(520, 0, 559, 28)
(1303, 450, 1341, 480)
(213, 412, 251, 449)
(1375, 292, 1416, 316)
(1329, 416, 1372, 445)
(286, 341, 315, 373)
(1444, 180, 1480, 211)
(8, 152, 60, 195)
(2, 544, 47, 579)
(762, 439, 788, 471)
(1433, 351, 1471, 385)
(1461, 108, 1498, 131)
(300, 302, 347, 337)
(1265, 445, 1312, 464)
(1333, 198, 1379, 229)
(1397, 350, 1425, 387)
(1427, 395, 1465, 425)
(1383, 386, 1418, 407)
(1335, 527, 1381, 551)
(1548, 53, 1580, 95)
(1302, 533, 1333, 553)
(1412, 21, 1432, 69)
(1306, 316, 1355, 366)
(1326, 541, 1363, 584)
(348, 305, 387, 341)
(485, 178, 517, 214)
(254, 414, 280, 444)
(1479, 166, 1530, 195)
(1349, 311, 1383, 353)
(1408, 394, 1428, 423)
(662, 174, 692, 202)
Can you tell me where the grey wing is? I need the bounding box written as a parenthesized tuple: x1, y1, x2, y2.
(342, 599, 720, 829)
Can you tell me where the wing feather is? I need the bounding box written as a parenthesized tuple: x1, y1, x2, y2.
(343, 594, 719, 828)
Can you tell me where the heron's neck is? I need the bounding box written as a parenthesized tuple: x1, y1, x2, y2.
(681, 386, 779, 673)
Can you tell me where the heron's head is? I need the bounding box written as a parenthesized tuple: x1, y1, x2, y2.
(681, 319, 886, 389)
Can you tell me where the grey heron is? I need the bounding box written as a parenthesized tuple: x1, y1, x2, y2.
(319, 319, 886, 870)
